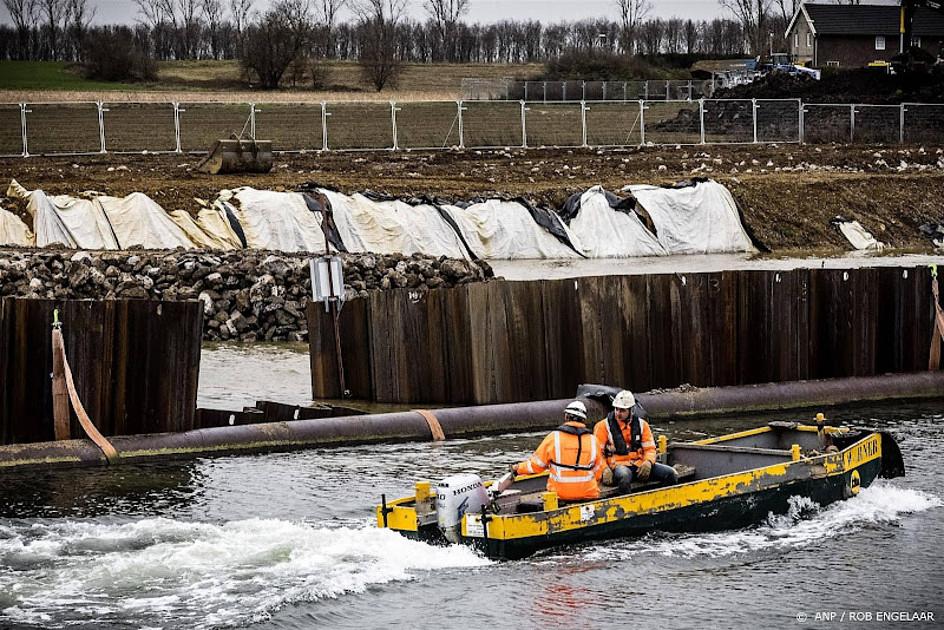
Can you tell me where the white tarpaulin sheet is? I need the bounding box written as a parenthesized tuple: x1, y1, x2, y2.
(567, 187, 667, 258)
(318, 189, 469, 258)
(7, 179, 118, 249)
(218, 188, 325, 252)
(171, 208, 241, 250)
(838, 220, 885, 251)
(0, 203, 33, 246)
(98, 192, 195, 250)
(443, 200, 580, 260)
(628, 180, 755, 255)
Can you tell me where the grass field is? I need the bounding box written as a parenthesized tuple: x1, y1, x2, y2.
(0, 60, 544, 103)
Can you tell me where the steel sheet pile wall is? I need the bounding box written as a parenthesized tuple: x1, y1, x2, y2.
(308, 267, 935, 404)
(0, 298, 202, 445)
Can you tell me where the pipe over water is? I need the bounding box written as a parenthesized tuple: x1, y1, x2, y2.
(1, 372, 942, 471)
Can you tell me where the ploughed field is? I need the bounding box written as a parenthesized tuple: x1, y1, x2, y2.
(2, 143, 944, 253)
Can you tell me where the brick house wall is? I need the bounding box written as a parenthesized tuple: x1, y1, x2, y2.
(816, 33, 900, 67)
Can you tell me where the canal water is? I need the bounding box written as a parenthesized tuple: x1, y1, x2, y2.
(0, 345, 941, 629)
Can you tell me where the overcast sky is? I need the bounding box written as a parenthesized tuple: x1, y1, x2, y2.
(3, 0, 897, 27)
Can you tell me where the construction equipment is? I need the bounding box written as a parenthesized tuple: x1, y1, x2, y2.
(196, 136, 274, 175)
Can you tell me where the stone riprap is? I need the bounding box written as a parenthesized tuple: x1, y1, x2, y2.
(0, 249, 492, 341)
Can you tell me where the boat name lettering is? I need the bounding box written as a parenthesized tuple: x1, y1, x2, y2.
(844, 435, 879, 469)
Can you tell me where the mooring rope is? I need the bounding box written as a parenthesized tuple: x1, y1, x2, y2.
(51, 313, 120, 464)
(931, 264, 944, 370)
(413, 409, 446, 442)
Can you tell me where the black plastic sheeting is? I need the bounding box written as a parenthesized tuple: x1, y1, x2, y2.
(514, 196, 585, 257)
(558, 189, 637, 224)
(300, 191, 348, 253)
(221, 204, 248, 249)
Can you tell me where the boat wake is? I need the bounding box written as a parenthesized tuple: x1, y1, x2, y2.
(0, 517, 490, 629)
(578, 482, 941, 562)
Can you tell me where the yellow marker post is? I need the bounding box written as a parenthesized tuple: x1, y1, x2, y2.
(415, 480, 432, 502)
(658, 434, 668, 454)
(791, 444, 802, 461)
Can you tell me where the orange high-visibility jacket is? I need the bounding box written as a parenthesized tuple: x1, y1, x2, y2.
(514, 421, 604, 501)
(593, 415, 657, 469)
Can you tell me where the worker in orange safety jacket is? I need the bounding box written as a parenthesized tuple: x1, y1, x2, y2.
(510, 400, 604, 501)
(593, 389, 678, 492)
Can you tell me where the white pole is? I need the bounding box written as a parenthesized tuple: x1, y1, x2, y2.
(457, 100, 465, 149)
(520, 100, 528, 148)
(20, 103, 29, 157)
(321, 102, 329, 151)
(581, 100, 588, 147)
(173, 102, 182, 153)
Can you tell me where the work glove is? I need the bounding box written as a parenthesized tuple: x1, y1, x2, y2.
(509, 463, 518, 477)
(603, 444, 614, 458)
(601, 467, 615, 487)
(636, 460, 653, 482)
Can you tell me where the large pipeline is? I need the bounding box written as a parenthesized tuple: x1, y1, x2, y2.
(1, 372, 942, 471)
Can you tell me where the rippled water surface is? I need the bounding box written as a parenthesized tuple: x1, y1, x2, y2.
(1, 345, 942, 629)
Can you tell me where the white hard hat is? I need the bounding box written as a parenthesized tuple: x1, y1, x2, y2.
(612, 390, 636, 410)
(564, 400, 588, 421)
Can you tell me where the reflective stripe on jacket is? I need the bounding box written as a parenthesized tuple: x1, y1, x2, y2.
(593, 416, 657, 468)
(514, 421, 603, 501)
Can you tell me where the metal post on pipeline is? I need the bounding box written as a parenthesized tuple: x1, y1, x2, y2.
(310, 252, 348, 397)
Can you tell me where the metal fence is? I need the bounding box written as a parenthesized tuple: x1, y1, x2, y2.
(462, 78, 717, 101)
(2, 99, 943, 158)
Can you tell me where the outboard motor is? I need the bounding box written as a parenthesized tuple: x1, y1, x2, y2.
(436, 474, 489, 544)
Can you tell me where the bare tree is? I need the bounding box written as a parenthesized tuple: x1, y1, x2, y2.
(353, 0, 405, 90)
(614, 0, 650, 54)
(424, 0, 469, 61)
(230, 0, 253, 34)
(773, 0, 800, 22)
(239, 0, 311, 88)
(202, 0, 224, 58)
(719, 0, 771, 55)
(3, 0, 38, 59)
(64, 0, 95, 59)
(38, 0, 67, 59)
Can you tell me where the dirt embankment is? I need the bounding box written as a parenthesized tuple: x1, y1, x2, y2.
(2, 143, 943, 253)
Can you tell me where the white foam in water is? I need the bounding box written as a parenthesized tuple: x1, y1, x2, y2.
(0, 517, 490, 629)
(581, 482, 941, 561)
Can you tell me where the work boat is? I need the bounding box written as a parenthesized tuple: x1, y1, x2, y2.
(376, 420, 905, 560)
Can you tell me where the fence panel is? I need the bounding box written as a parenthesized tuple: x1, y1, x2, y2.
(25, 103, 100, 154)
(647, 80, 669, 100)
(103, 102, 176, 152)
(604, 82, 627, 101)
(524, 102, 582, 147)
(324, 102, 392, 150)
(852, 105, 901, 144)
(506, 81, 525, 101)
(642, 100, 700, 144)
(703, 99, 754, 143)
(544, 81, 563, 101)
(586, 101, 643, 147)
(626, 81, 646, 100)
(903, 103, 944, 144)
(756, 99, 801, 143)
(668, 80, 692, 100)
(562, 80, 584, 101)
(0, 104, 22, 156)
(397, 101, 460, 149)
(253, 102, 323, 151)
(178, 102, 252, 152)
(584, 81, 605, 101)
(803, 104, 852, 143)
(462, 101, 522, 148)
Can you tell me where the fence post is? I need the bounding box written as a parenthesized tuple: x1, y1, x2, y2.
(699, 98, 706, 144)
(321, 102, 329, 151)
(581, 100, 588, 147)
(520, 100, 528, 148)
(602, 81, 607, 101)
(523, 82, 528, 101)
(639, 100, 646, 146)
(900, 103, 905, 144)
(688, 80, 693, 101)
(97, 102, 107, 153)
(665, 81, 670, 100)
(623, 81, 627, 101)
(643, 82, 649, 100)
(390, 101, 399, 150)
(562, 81, 567, 102)
(20, 103, 29, 157)
(543, 81, 547, 103)
(850, 104, 856, 143)
(581, 80, 586, 101)
(173, 102, 182, 153)
(249, 102, 257, 139)
(457, 100, 465, 149)
(799, 100, 805, 144)
(752, 98, 758, 144)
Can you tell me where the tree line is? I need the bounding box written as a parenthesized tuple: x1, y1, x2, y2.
(0, 0, 809, 89)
